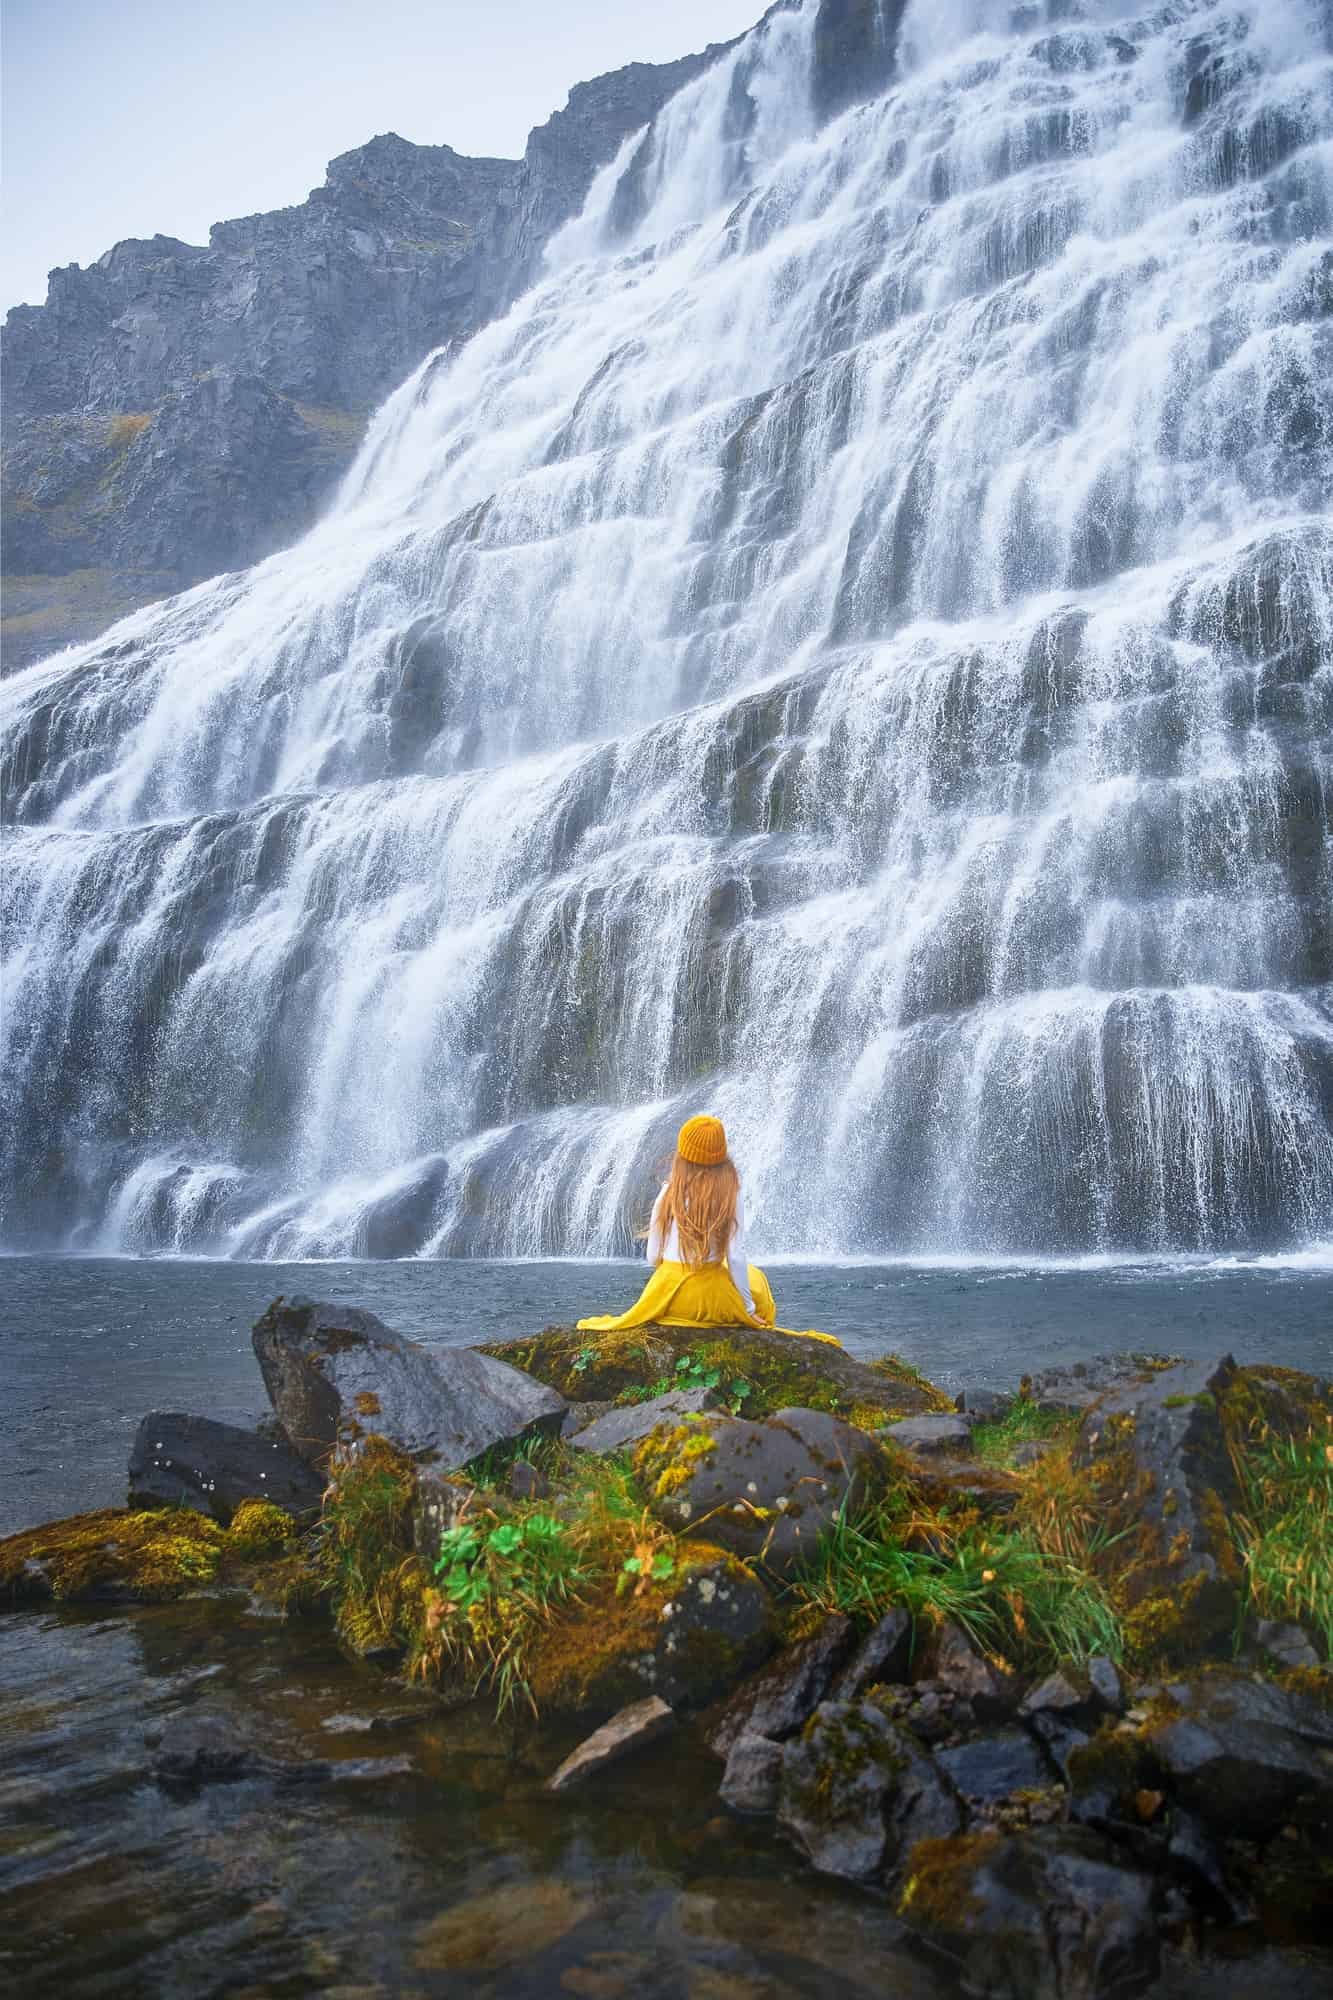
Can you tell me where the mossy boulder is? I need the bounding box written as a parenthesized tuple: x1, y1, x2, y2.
(635, 1406, 890, 1573)
(777, 1696, 960, 1883)
(526, 1543, 774, 1714)
(0, 1507, 227, 1604)
(480, 1322, 951, 1425)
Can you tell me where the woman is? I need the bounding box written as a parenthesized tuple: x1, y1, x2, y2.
(576, 1114, 836, 1342)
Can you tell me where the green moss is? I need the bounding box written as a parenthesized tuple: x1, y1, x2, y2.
(897, 1832, 999, 1930)
(226, 1499, 296, 1558)
(0, 1508, 225, 1604)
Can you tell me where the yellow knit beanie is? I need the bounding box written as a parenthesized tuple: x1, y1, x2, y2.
(677, 1114, 728, 1166)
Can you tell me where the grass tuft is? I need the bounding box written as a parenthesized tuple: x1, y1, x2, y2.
(1235, 1428, 1333, 1655)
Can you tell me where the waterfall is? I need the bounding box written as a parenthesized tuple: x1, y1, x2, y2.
(3, 0, 1331, 1259)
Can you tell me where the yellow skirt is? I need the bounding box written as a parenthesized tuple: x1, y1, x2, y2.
(576, 1259, 839, 1345)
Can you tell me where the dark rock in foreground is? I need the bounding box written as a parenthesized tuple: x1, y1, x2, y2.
(128, 1411, 325, 1524)
(252, 1296, 565, 1470)
(778, 1696, 961, 1883)
(546, 1696, 674, 1792)
(708, 1613, 855, 1758)
(897, 1825, 1161, 2000)
(1076, 1353, 1244, 1655)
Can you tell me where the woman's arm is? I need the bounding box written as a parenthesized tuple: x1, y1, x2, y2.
(646, 1183, 668, 1265)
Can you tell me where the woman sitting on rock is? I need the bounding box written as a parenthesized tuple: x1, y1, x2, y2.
(576, 1115, 836, 1343)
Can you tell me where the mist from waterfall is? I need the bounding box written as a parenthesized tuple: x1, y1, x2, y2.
(3, 0, 1331, 1259)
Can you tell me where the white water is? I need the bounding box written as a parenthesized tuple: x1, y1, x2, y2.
(3, 0, 1331, 1257)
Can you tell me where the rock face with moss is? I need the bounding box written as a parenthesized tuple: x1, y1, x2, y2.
(1076, 1353, 1247, 1657)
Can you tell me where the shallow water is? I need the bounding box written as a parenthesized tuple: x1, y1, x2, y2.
(4, 1253, 1332, 1536)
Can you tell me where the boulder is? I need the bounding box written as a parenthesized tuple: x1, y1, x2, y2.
(828, 1606, 914, 1701)
(546, 1696, 674, 1792)
(252, 1297, 565, 1470)
(778, 1697, 961, 1884)
(720, 1731, 785, 1814)
(1142, 1674, 1333, 1842)
(482, 1322, 951, 1421)
(1254, 1619, 1321, 1671)
(708, 1614, 856, 1758)
(933, 1729, 1053, 1805)
(1087, 1656, 1125, 1716)
(956, 1388, 1011, 1420)
(896, 1826, 1161, 2000)
(128, 1411, 325, 1525)
(1075, 1353, 1243, 1654)
(528, 1550, 775, 1715)
(148, 1712, 331, 1793)
(884, 1413, 974, 1456)
(920, 1620, 1016, 1719)
(637, 1406, 887, 1573)
(567, 1386, 720, 1454)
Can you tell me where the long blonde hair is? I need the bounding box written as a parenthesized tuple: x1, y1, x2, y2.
(660, 1153, 740, 1267)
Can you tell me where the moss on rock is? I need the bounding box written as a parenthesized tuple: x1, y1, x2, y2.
(0, 1507, 226, 1604)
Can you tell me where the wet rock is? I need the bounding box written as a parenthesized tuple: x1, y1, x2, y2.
(149, 1712, 330, 1793)
(1087, 1656, 1124, 1715)
(413, 1879, 596, 1972)
(252, 1297, 565, 1470)
(1021, 1668, 1095, 1722)
(874, 1680, 975, 1746)
(547, 1696, 674, 1792)
(411, 1470, 474, 1564)
(956, 1388, 1011, 1420)
(708, 1614, 855, 1758)
(933, 1728, 1053, 1805)
(903, 1456, 1021, 1517)
(653, 1560, 776, 1708)
(777, 1697, 961, 1884)
(884, 1413, 974, 1455)
(921, 1620, 1015, 1719)
(1026, 1353, 1183, 1416)
(896, 1824, 1161, 2000)
(1075, 1353, 1243, 1654)
(719, 1730, 784, 1814)
(568, 1386, 720, 1454)
(828, 1606, 914, 1701)
(1024, 1709, 1092, 1782)
(128, 1411, 325, 1525)
(637, 1407, 887, 1574)
(508, 1460, 550, 1502)
(562, 1399, 616, 1437)
(1142, 1674, 1333, 1841)
(1254, 1619, 1321, 1671)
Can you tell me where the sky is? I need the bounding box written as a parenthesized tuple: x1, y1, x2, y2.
(1, 0, 764, 314)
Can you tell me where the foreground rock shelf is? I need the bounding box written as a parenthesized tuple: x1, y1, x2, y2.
(3, 1299, 1331, 1999)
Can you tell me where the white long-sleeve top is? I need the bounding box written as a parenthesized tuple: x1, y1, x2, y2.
(646, 1180, 754, 1312)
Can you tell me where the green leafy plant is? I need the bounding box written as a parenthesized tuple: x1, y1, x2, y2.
(675, 1351, 723, 1392)
(426, 1509, 588, 1711)
(571, 1346, 597, 1376)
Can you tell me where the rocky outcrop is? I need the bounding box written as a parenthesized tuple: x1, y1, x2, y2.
(2, 39, 739, 667)
(252, 1295, 566, 1469)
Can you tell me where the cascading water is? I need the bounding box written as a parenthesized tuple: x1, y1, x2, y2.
(3, 0, 1331, 1260)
